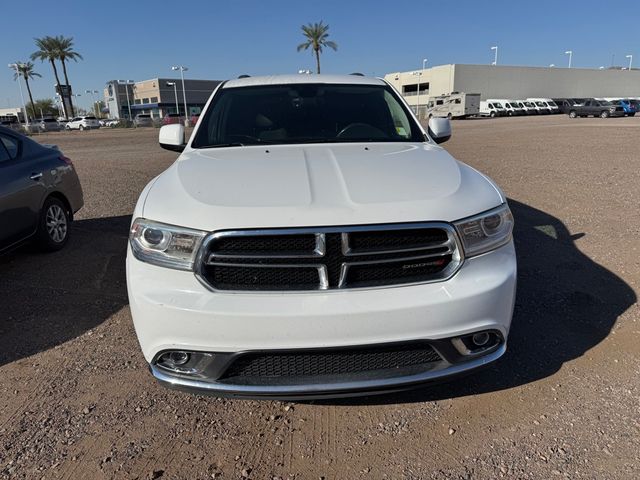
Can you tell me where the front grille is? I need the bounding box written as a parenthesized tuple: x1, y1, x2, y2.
(198, 223, 461, 291)
(219, 343, 442, 384)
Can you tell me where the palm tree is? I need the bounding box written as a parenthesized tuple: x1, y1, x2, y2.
(53, 35, 83, 116)
(31, 36, 66, 115)
(297, 21, 338, 74)
(13, 62, 41, 120)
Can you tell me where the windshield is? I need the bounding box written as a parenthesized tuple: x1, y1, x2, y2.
(192, 83, 423, 148)
(535, 102, 545, 107)
(494, 102, 504, 108)
(84, 116, 97, 120)
(547, 101, 558, 107)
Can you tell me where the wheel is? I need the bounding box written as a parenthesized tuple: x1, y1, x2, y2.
(628, 112, 635, 117)
(569, 111, 577, 118)
(508, 111, 513, 116)
(600, 111, 609, 118)
(65, 125, 71, 130)
(36, 197, 70, 251)
(447, 113, 452, 119)
(79, 125, 85, 131)
(490, 111, 496, 118)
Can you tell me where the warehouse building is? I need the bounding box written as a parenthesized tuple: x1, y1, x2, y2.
(385, 64, 640, 116)
(104, 78, 222, 119)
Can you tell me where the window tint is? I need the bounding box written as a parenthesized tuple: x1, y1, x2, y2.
(0, 134, 19, 160)
(193, 83, 423, 147)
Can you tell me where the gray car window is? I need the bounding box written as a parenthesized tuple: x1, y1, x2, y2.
(0, 134, 18, 161)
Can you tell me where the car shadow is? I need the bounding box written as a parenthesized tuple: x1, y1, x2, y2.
(0, 215, 131, 367)
(319, 198, 636, 405)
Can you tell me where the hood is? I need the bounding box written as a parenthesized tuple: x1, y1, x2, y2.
(142, 143, 503, 231)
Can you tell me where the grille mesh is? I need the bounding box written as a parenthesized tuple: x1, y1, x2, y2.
(200, 225, 457, 291)
(220, 343, 442, 382)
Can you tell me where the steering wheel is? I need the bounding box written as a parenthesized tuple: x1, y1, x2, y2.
(337, 123, 387, 139)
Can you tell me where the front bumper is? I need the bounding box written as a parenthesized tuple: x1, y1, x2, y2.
(127, 241, 517, 397)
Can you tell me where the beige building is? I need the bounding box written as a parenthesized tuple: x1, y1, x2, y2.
(385, 64, 640, 116)
(104, 78, 222, 119)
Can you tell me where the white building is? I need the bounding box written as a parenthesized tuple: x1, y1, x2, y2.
(385, 64, 640, 116)
(0, 107, 26, 122)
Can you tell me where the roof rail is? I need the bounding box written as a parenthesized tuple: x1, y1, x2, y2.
(349, 72, 365, 76)
(238, 74, 251, 79)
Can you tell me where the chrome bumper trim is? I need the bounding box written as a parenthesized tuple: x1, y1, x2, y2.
(150, 343, 506, 399)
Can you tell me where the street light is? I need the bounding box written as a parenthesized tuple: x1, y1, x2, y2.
(8, 63, 29, 127)
(171, 65, 190, 126)
(626, 54, 633, 71)
(549, 64, 555, 67)
(413, 70, 423, 119)
(71, 94, 82, 115)
(491, 46, 498, 65)
(564, 50, 572, 68)
(117, 80, 134, 121)
(166, 82, 179, 115)
(422, 58, 428, 70)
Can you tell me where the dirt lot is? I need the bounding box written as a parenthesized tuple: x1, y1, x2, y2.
(1, 116, 638, 479)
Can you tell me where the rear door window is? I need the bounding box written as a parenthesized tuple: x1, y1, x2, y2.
(0, 134, 19, 160)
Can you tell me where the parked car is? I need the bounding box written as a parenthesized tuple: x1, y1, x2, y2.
(101, 118, 120, 127)
(134, 114, 154, 127)
(568, 99, 625, 118)
(65, 116, 100, 131)
(127, 74, 517, 398)
(486, 99, 522, 116)
(479, 101, 507, 117)
(516, 101, 539, 115)
(609, 99, 637, 117)
(527, 98, 560, 114)
(162, 113, 184, 125)
(0, 115, 24, 133)
(551, 98, 579, 114)
(0, 125, 83, 253)
(37, 118, 62, 132)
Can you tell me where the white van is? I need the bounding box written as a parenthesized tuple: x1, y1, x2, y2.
(486, 99, 524, 116)
(479, 101, 506, 117)
(527, 98, 559, 114)
(517, 101, 540, 115)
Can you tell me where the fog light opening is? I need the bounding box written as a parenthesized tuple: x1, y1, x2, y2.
(472, 332, 490, 347)
(451, 330, 502, 357)
(169, 351, 190, 366)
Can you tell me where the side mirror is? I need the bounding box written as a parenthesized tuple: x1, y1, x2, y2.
(427, 117, 451, 144)
(159, 124, 186, 152)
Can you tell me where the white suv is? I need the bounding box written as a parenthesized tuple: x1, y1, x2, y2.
(65, 115, 100, 131)
(127, 74, 517, 399)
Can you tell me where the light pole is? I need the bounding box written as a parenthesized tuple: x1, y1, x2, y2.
(565, 50, 572, 68)
(118, 80, 134, 121)
(491, 46, 498, 65)
(166, 82, 179, 115)
(171, 65, 190, 126)
(8, 63, 29, 127)
(71, 94, 82, 115)
(549, 64, 555, 67)
(85, 90, 99, 116)
(422, 58, 428, 70)
(626, 54, 633, 71)
(413, 70, 423, 119)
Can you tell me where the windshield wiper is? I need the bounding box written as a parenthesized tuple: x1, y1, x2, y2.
(200, 142, 245, 148)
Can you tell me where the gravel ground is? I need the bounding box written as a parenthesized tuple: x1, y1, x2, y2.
(0, 116, 638, 479)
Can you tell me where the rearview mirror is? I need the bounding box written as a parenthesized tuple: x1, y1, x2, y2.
(159, 124, 186, 152)
(427, 117, 452, 144)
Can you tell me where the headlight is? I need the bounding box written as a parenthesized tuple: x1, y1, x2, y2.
(454, 204, 514, 257)
(129, 218, 207, 270)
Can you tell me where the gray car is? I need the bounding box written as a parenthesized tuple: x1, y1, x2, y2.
(37, 118, 62, 132)
(0, 125, 84, 253)
(134, 114, 154, 127)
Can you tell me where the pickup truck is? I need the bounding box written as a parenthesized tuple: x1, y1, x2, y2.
(126, 74, 517, 399)
(568, 99, 625, 118)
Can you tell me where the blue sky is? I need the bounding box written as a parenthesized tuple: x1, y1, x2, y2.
(2, 0, 639, 110)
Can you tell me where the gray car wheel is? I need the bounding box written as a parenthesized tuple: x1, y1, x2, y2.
(36, 197, 70, 251)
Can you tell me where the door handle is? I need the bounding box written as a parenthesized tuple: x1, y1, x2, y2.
(30, 172, 43, 180)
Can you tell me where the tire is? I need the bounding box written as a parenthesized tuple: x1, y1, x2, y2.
(569, 111, 577, 118)
(490, 111, 496, 118)
(79, 125, 85, 131)
(628, 112, 635, 117)
(600, 111, 609, 118)
(65, 125, 71, 130)
(36, 197, 70, 252)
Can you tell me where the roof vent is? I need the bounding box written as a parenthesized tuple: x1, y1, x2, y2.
(238, 74, 251, 79)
